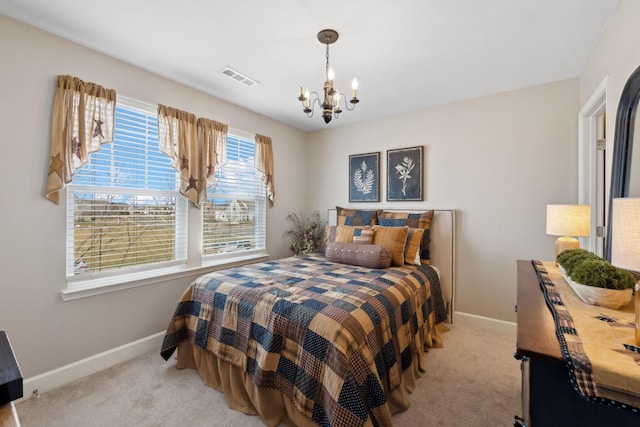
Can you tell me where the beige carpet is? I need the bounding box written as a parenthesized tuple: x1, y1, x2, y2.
(16, 323, 521, 426)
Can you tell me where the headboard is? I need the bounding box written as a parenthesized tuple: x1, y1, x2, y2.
(327, 209, 456, 323)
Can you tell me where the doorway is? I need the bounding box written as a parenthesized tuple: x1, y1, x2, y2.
(578, 78, 607, 256)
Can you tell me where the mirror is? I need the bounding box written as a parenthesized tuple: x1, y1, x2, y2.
(605, 64, 640, 260)
(631, 111, 640, 196)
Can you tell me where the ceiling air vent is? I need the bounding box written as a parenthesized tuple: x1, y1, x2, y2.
(219, 66, 259, 87)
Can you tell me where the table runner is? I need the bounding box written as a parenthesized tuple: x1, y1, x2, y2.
(532, 260, 640, 412)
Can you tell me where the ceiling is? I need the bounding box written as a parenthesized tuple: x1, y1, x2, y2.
(0, 0, 621, 132)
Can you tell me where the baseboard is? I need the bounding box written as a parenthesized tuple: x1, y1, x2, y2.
(20, 331, 165, 402)
(453, 311, 516, 336)
(19, 315, 514, 401)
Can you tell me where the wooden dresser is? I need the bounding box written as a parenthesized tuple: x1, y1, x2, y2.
(0, 403, 20, 427)
(0, 332, 21, 427)
(514, 260, 640, 426)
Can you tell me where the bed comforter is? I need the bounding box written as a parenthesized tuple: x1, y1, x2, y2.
(161, 254, 445, 427)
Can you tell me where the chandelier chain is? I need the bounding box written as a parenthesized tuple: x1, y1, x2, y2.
(325, 43, 330, 79)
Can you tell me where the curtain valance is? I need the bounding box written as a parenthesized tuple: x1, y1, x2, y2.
(46, 75, 116, 204)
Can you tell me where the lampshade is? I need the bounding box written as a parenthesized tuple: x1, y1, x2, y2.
(546, 204, 590, 258)
(611, 198, 640, 272)
(546, 204, 591, 237)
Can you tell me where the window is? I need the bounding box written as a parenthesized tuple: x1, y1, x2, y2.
(67, 98, 187, 278)
(66, 98, 267, 286)
(202, 133, 266, 258)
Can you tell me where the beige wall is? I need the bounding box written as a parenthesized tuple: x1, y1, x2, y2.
(0, 15, 307, 378)
(306, 79, 580, 322)
(581, 0, 640, 201)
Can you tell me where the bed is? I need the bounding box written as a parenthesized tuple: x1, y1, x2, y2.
(161, 209, 455, 427)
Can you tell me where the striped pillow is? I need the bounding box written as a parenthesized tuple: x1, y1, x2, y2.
(404, 227, 425, 265)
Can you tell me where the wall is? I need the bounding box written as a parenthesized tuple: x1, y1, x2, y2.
(0, 15, 307, 378)
(580, 0, 639, 194)
(306, 79, 580, 322)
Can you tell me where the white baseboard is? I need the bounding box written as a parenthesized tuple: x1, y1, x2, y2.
(20, 331, 165, 402)
(453, 311, 516, 336)
(18, 314, 514, 402)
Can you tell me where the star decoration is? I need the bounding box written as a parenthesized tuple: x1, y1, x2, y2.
(180, 155, 189, 170)
(93, 119, 104, 138)
(185, 176, 199, 193)
(594, 314, 635, 328)
(614, 347, 640, 365)
(72, 137, 82, 159)
(49, 153, 64, 178)
(207, 165, 215, 177)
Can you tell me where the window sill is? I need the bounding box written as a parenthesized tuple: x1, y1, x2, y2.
(60, 252, 270, 301)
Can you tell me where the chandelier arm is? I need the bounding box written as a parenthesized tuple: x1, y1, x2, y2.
(334, 92, 357, 112)
(344, 99, 357, 111)
(300, 91, 323, 117)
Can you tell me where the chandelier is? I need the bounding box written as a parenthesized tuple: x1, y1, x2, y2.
(297, 29, 359, 124)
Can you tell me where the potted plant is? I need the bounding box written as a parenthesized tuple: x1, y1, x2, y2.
(556, 248, 636, 309)
(282, 210, 326, 255)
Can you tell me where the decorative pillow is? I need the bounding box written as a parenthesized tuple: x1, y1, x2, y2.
(372, 225, 409, 266)
(336, 206, 378, 226)
(325, 225, 370, 245)
(325, 242, 392, 269)
(378, 210, 434, 264)
(404, 227, 425, 265)
(353, 228, 374, 244)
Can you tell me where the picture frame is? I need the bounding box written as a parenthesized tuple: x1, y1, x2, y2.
(349, 152, 380, 202)
(387, 146, 424, 201)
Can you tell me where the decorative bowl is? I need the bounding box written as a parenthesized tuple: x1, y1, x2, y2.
(560, 267, 633, 309)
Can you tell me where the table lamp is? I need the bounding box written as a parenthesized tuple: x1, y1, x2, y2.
(610, 197, 640, 346)
(546, 204, 591, 258)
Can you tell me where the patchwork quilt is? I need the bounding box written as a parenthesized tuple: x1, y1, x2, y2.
(161, 254, 444, 426)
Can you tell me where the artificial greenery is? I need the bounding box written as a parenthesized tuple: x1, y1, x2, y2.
(282, 210, 326, 255)
(556, 248, 636, 290)
(556, 248, 599, 276)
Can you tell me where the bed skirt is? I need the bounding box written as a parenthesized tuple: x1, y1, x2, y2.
(175, 324, 444, 427)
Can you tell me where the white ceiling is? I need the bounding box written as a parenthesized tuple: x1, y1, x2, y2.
(0, 0, 621, 132)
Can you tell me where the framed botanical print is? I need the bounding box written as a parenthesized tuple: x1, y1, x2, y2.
(387, 146, 423, 201)
(349, 152, 380, 202)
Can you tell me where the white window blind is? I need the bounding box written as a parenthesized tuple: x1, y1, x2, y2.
(202, 132, 266, 257)
(66, 98, 187, 278)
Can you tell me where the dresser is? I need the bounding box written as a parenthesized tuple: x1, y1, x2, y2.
(514, 260, 640, 426)
(0, 332, 21, 427)
(0, 403, 20, 427)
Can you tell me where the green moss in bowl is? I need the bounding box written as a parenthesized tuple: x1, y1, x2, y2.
(556, 248, 600, 276)
(559, 252, 636, 290)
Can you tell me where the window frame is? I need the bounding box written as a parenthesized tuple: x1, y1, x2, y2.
(62, 97, 268, 300)
(202, 129, 267, 263)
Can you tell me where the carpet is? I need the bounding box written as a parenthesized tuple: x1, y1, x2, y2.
(17, 323, 520, 426)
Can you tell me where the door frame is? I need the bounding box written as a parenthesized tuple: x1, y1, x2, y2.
(578, 77, 608, 256)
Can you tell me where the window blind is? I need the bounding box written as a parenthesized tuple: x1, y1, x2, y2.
(202, 133, 266, 257)
(66, 99, 187, 277)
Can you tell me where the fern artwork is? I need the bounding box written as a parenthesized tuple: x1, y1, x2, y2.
(348, 152, 380, 202)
